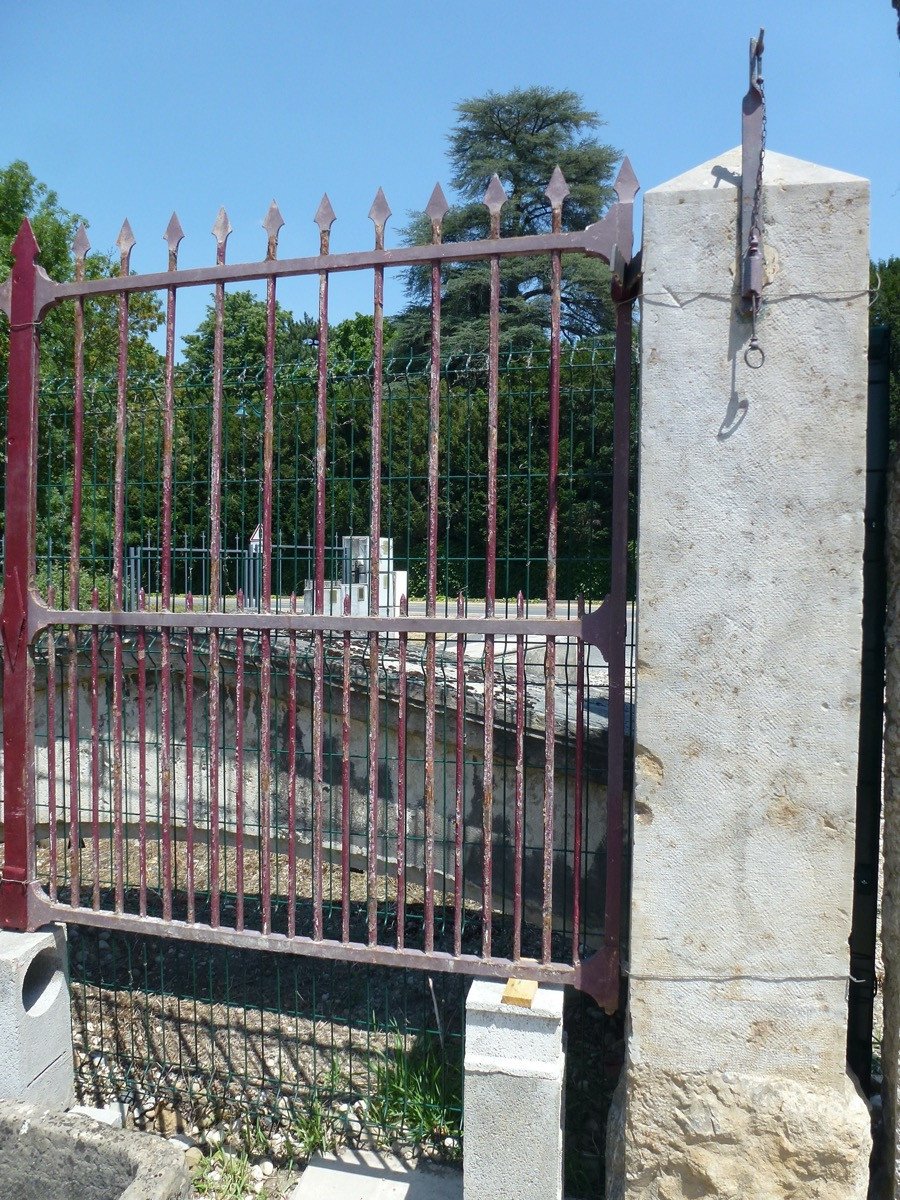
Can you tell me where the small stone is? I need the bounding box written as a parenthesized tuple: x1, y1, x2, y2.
(250, 1164, 264, 1181)
(184, 1147, 204, 1169)
(260, 1160, 274, 1177)
(205, 1128, 222, 1147)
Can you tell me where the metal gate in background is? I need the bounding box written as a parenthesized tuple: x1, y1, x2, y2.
(0, 160, 639, 1012)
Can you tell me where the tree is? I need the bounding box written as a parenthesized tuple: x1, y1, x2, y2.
(0, 160, 163, 380)
(389, 87, 621, 359)
(871, 257, 900, 443)
(0, 161, 165, 586)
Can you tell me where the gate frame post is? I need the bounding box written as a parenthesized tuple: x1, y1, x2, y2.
(0, 219, 41, 932)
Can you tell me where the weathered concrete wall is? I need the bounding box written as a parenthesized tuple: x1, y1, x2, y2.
(882, 452, 900, 1197)
(8, 639, 611, 932)
(609, 147, 871, 1197)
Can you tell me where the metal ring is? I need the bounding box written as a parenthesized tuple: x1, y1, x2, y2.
(744, 343, 765, 369)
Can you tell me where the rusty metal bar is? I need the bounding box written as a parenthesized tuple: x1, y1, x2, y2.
(396, 594, 408, 950)
(44, 223, 626, 307)
(481, 176, 506, 958)
(367, 190, 389, 946)
(30, 885, 578, 985)
(422, 216, 443, 955)
(1, 220, 40, 932)
(185, 593, 196, 924)
(258, 204, 282, 936)
(137, 592, 148, 916)
(46, 589, 57, 903)
(65, 231, 88, 911)
(90, 589, 101, 910)
(287, 593, 298, 939)
(160, 215, 182, 924)
(29, 601, 584, 641)
(573, 594, 586, 961)
(312, 195, 335, 943)
(207, 210, 230, 929)
(341, 593, 351, 944)
(110, 223, 133, 917)
(453, 592, 465, 957)
(513, 591, 525, 960)
(235, 594, 246, 932)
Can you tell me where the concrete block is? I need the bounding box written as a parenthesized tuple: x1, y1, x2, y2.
(0, 925, 73, 1108)
(291, 1148, 461, 1200)
(463, 980, 564, 1200)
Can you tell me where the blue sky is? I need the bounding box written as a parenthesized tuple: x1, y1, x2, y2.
(2, 0, 897, 342)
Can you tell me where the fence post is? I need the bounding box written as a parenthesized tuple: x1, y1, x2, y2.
(0, 220, 41, 931)
(607, 149, 872, 1196)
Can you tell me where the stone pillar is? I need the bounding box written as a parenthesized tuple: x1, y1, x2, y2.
(464, 980, 564, 1200)
(608, 148, 872, 1198)
(0, 926, 74, 1107)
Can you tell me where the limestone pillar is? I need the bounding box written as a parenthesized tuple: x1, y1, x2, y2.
(608, 148, 872, 1198)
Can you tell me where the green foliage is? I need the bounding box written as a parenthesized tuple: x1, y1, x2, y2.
(289, 1097, 338, 1160)
(391, 87, 620, 358)
(0, 160, 164, 382)
(368, 1032, 462, 1154)
(871, 257, 900, 444)
(193, 1148, 253, 1199)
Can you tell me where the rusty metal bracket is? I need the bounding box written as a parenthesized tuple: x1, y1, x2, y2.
(740, 29, 765, 322)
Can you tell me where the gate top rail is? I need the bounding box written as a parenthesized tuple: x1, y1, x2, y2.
(0, 160, 639, 322)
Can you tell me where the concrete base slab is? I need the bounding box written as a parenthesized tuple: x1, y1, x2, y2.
(291, 1149, 462, 1200)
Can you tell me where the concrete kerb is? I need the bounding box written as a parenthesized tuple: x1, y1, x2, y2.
(463, 979, 566, 1200)
(0, 924, 74, 1108)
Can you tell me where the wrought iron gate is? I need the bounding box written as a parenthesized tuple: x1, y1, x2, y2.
(0, 161, 638, 1011)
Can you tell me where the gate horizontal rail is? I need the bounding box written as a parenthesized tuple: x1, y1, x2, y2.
(1, 162, 638, 1012)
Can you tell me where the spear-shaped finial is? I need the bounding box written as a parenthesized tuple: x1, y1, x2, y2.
(544, 166, 570, 233)
(73, 223, 90, 282)
(483, 174, 507, 238)
(116, 219, 135, 272)
(613, 157, 640, 205)
(263, 200, 284, 261)
(368, 187, 391, 251)
(211, 207, 232, 263)
(314, 193, 336, 254)
(425, 183, 449, 244)
(163, 212, 184, 271)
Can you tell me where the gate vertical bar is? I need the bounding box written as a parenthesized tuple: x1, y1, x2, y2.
(111, 221, 135, 915)
(601, 169, 636, 1008)
(312, 195, 336, 942)
(367, 190, 389, 945)
(482, 175, 507, 958)
(0, 220, 40, 930)
(422, 186, 448, 955)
